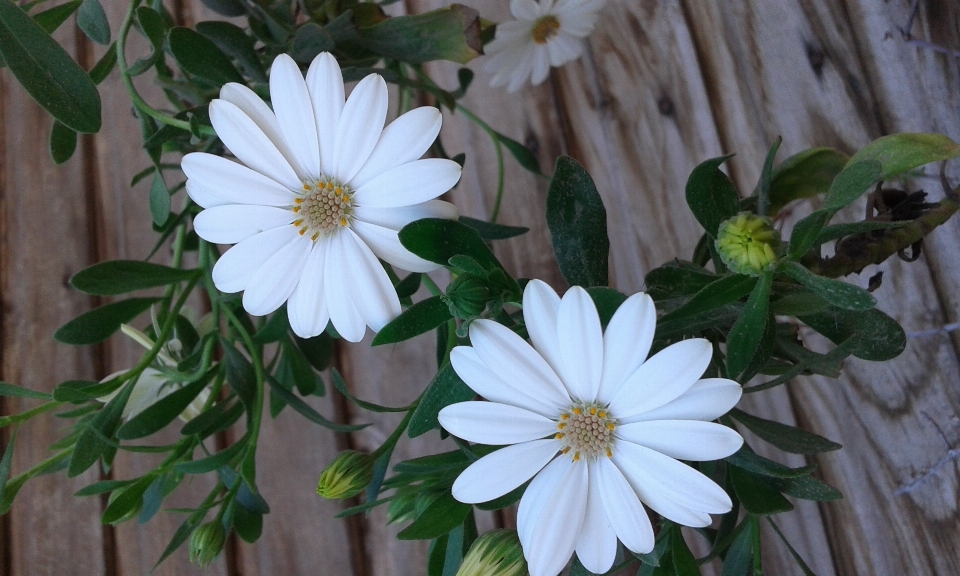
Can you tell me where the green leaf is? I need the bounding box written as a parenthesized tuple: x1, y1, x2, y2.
(74, 478, 137, 497)
(88, 41, 116, 84)
(585, 287, 627, 330)
(768, 474, 842, 502)
(546, 156, 609, 287)
(408, 364, 475, 438)
(54, 297, 160, 345)
(799, 307, 905, 361)
(670, 524, 700, 576)
(645, 262, 718, 299)
(117, 376, 210, 440)
(222, 339, 256, 410)
(282, 338, 319, 396)
(331, 368, 408, 413)
(71, 260, 197, 296)
(720, 518, 756, 576)
(135, 6, 165, 48)
(101, 475, 153, 524)
(726, 273, 772, 381)
(399, 218, 503, 272)
(685, 154, 740, 238)
(290, 22, 335, 63)
(149, 171, 170, 226)
(0, 430, 17, 507)
(77, 0, 109, 45)
(196, 20, 266, 83)
(820, 160, 882, 212)
(766, 518, 819, 576)
(32, 0, 82, 34)
(265, 374, 367, 433)
(768, 147, 848, 214)
(356, 5, 481, 64)
(49, 120, 77, 164)
(730, 466, 793, 515)
(53, 378, 116, 403)
(814, 220, 911, 245)
(233, 502, 263, 543)
(848, 132, 960, 180)
(497, 132, 542, 175)
(660, 274, 756, 323)
(0, 0, 101, 132)
(395, 272, 423, 299)
(168, 26, 243, 86)
(153, 513, 202, 568)
(180, 399, 243, 438)
(754, 137, 781, 216)
(787, 210, 832, 260)
(373, 295, 451, 346)
(294, 332, 334, 371)
(783, 262, 875, 311)
(200, 0, 245, 17)
(458, 216, 529, 241)
(731, 409, 841, 454)
(397, 492, 471, 540)
(68, 379, 136, 477)
(0, 382, 51, 400)
(175, 438, 246, 474)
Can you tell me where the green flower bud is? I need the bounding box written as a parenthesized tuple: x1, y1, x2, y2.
(316, 450, 374, 500)
(715, 212, 781, 275)
(444, 276, 492, 319)
(189, 521, 226, 568)
(387, 490, 418, 524)
(456, 530, 527, 576)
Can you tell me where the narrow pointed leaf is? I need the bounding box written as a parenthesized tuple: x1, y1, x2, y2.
(849, 132, 960, 180)
(726, 273, 772, 381)
(373, 295, 451, 346)
(546, 156, 609, 287)
(77, 0, 110, 45)
(784, 262, 875, 311)
(71, 260, 198, 295)
(408, 364, 475, 438)
(54, 297, 160, 345)
(731, 409, 841, 454)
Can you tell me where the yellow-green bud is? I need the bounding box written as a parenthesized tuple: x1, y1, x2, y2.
(715, 212, 781, 276)
(456, 530, 527, 576)
(444, 276, 492, 319)
(316, 450, 374, 499)
(189, 521, 226, 568)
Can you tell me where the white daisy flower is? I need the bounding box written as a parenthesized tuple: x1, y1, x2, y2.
(182, 52, 461, 341)
(438, 280, 744, 576)
(485, 0, 607, 92)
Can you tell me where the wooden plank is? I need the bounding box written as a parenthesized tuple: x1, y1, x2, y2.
(0, 27, 107, 576)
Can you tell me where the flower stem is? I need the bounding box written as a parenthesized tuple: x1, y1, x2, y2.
(221, 306, 265, 484)
(456, 105, 506, 223)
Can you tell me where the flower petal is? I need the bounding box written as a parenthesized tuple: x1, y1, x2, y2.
(468, 319, 570, 412)
(529, 46, 551, 86)
(506, 43, 536, 93)
(617, 420, 744, 461)
(525, 459, 588, 576)
(353, 200, 458, 230)
(287, 240, 330, 338)
(270, 54, 320, 178)
(452, 439, 560, 504)
(350, 220, 440, 273)
(324, 232, 366, 342)
(609, 338, 713, 420)
(305, 52, 344, 176)
(597, 457, 655, 554)
(547, 33, 582, 67)
(575, 460, 618, 575)
(517, 456, 570, 547)
(208, 100, 300, 189)
(626, 378, 743, 424)
(185, 180, 228, 209)
(439, 401, 557, 445)
(182, 153, 297, 207)
(597, 292, 656, 404)
(557, 286, 603, 402)
(510, 0, 539, 20)
(353, 159, 462, 208)
(450, 347, 556, 418)
(334, 73, 387, 183)
(242, 234, 312, 316)
(613, 443, 713, 527)
(124, 369, 171, 419)
(212, 226, 297, 293)
(350, 106, 443, 189)
(522, 279, 565, 390)
(340, 229, 401, 332)
(193, 204, 293, 244)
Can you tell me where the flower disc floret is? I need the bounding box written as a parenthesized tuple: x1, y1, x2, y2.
(556, 403, 616, 461)
(293, 178, 354, 240)
(531, 15, 561, 44)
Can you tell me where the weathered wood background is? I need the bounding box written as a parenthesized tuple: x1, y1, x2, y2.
(2, 0, 959, 574)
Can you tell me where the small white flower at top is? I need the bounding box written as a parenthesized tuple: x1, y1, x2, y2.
(438, 280, 744, 576)
(485, 0, 607, 92)
(182, 52, 461, 341)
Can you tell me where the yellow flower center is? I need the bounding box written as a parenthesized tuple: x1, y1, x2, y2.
(292, 177, 355, 241)
(531, 15, 561, 45)
(555, 403, 617, 462)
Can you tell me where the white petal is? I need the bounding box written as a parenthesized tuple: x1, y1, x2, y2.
(439, 402, 557, 445)
(194, 205, 293, 244)
(305, 52, 345, 176)
(506, 43, 536, 93)
(597, 293, 656, 404)
(613, 443, 712, 527)
(510, 0, 539, 20)
(324, 233, 366, 342)
(616, 441, 732, 516)
(212, 226, 298, 293)
(557, 286, 603, 402)
(609, 339, 713, 420)
(287, 241, 330, 338)
(340, 229, 401, 332)
(450, 347, 556, 418)
(353, 159, 461, 208)
(270, 54, 321, 178)
(547, 34, 582, 67)
(529, 46, 551, 86)
(209, 100, 301, 190)
(522, 279, 566, 391)
(617, 420, 744, 461)
(350, 106, 443, 189)
(468, 319, 570, 412)
(452, 440, 559, 504)
(242, 234, 312, 316)
(123, 369, 171, 419)
(333, 74, 387, 182)
(597, 457, 655, 554)
(353, 200, 458, 230)
(518, 456, 570, 547)
(350, 220, 440, 273)
(627, 378, 743, 424)
(185, 180, 228, 209)
(182, 153, 296, 207)
(575, 460, 618, 575)
(525, 459, 588, 576)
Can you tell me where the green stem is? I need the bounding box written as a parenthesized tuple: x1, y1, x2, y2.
(370, 402, 418, 461)
(221, 307, 265, 479)
(0, 401, 63, 428)
(456, 105, 506, 223)
(421, 274, 442, 297)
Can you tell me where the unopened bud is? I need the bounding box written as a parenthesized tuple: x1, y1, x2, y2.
(189, 521, 226, 568)
(316, 450, 374, 499)
(444, 276, 492, 319)
(456, 530, 527, 576)
(715, 212, 781, 276)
